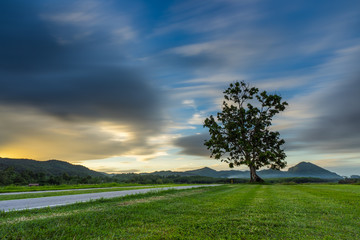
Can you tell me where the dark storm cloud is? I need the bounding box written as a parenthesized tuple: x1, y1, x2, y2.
(0, 1, 69, 72)
(0, 1, 129, 73)
(0, 0, 163, 128)
(0, 68, 162, 126)
(298, 72, 360, 153)
(174, 133, 210, 157)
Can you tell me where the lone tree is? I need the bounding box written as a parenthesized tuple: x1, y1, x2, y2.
(203, 81, 288, 183)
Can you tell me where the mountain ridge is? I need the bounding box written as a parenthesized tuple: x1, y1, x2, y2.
(143, 162, 343, 179)
(0, 157, 343, 179)
(0, 157, 105, 177)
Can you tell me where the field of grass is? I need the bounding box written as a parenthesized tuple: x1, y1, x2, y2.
(1, 184, 359, 239)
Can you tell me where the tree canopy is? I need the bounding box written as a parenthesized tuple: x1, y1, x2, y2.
(203, 81, 288, 182)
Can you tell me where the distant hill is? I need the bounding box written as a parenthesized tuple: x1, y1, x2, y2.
(0, 158, 105, 177)
(186, 167, 218, 177)
(143, 162, 343, 180)
(287, 162, 341, 179)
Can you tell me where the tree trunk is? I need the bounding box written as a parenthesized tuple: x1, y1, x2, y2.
(249, 165, 264, 183)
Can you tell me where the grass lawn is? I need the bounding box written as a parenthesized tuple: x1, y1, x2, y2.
(1, 184, 359, 239)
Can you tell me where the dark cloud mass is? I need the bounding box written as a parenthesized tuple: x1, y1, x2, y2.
(300, 72, 360, 153)
(0, 1, 69, 72)
(174, 133, 210, 157)
(0, 69, 161, 126)
(0, 0, 162, 127)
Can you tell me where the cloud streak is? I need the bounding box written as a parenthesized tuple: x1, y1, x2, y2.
(174, 133, 210, 157)
(299, 72, 360, 153)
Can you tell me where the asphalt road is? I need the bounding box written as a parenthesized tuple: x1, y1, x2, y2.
(0, 185, 218, 212)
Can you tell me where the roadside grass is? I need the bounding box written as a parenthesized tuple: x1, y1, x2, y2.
(0, 183, 149, 193)
(1, 184, 359, 239)
(0, 185, 184, 201)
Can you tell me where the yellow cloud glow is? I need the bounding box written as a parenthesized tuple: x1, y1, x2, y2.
(97, 122, 133, 142)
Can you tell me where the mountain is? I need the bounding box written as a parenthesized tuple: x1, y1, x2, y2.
(144, 162, 343, 180)
(0, 158, 105, 177)
(185, 167, 219, 177)
(257, 169, 287, 179)
(287, 162, 342, 179)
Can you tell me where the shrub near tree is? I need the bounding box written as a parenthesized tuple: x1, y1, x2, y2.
(204, 81, 288, 183)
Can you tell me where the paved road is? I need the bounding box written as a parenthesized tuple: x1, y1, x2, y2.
(0, 185, 218, 212)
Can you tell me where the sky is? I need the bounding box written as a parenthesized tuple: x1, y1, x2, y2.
(0, 0, 359, 176)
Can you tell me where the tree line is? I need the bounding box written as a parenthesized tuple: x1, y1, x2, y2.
(0, 167, 244, 185)
(0, 167, 107, 185)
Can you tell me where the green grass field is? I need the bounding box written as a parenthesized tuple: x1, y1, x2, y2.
(1, 184, 359, 239)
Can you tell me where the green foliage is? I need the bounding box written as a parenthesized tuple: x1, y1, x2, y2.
(0, 167, 240, 186)
(121, 174, 245, 184)
(204, 81, 288, 182)
(0, 167, 111, 186)
(1, 185, 359, 239)
(339, 178, 360, 184)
